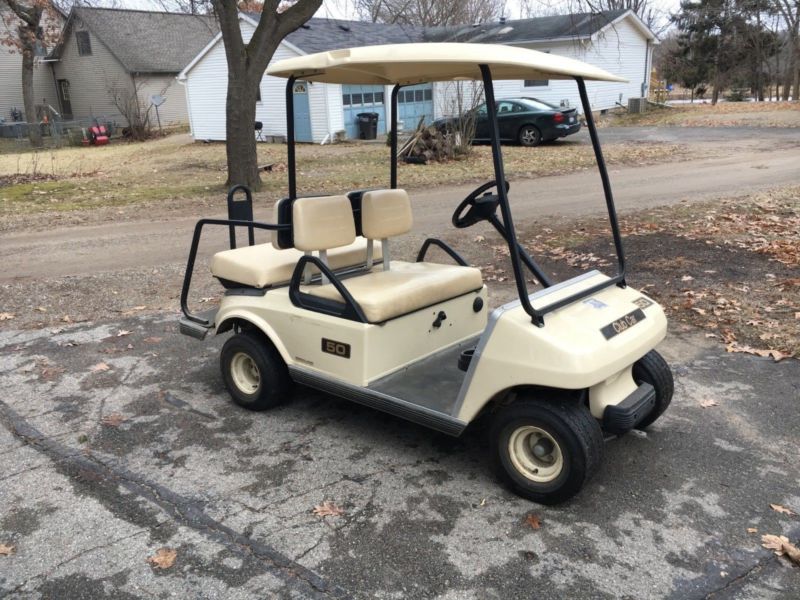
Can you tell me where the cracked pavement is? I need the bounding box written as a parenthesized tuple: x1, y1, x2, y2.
(1, 311, 799, 599)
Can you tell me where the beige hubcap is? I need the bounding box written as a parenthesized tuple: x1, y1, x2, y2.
(507, 426, 563, 483)
(230, 352, 261, 395)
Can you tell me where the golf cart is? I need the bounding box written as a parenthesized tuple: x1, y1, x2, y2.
(179, 43, 673, 504)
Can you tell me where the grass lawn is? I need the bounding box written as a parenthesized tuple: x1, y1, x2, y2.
(602, 100, 800, 128)
(0, 132, 689, 221)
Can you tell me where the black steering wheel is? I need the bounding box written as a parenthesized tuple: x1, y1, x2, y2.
(451, 180, 510, 229)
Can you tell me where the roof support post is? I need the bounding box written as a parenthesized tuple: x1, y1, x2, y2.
(285, 76, 297, 200)
(479, 64, 542, 325)
(390, 84, 400, 189)
(575, 76, 626, 284)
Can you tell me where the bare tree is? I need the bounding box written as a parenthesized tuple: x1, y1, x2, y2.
(1, 0, 62, 147)
(208, 0, 321, 189)
(353, 0, 502, 26)
(772, 0, 799, 99)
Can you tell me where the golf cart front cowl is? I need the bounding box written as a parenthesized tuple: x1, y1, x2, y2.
(455, 271, 666, 423)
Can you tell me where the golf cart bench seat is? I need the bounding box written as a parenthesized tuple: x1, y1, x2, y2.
(210, 238, 382, 289)
(294, 190, 483, 323)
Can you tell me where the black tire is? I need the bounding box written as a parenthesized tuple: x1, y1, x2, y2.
(632, 350, 674, 429)
(518, 125, 542, 147)
(220, 331, 292, 411)
(489, 399, 604, 504)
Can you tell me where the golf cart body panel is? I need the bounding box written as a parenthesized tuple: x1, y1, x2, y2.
(216, 283, 488, 388)
(179, 42, 673, 503)
(455, 271, 667, 423)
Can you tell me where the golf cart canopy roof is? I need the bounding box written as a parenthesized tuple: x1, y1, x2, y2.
(266, 42, 627, 85)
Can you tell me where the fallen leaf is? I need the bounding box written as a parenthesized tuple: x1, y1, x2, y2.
(747, 527, 758, 533)
(143, 337, 162, 344)
(473, 235, 485, 243)
(129, 306, 146, 311)
(0, 312, 15, 321)
(761, 534, 800, 565)
(91, 362, 110, 373)
(62, 315, 72, 324)
(725, 343, 792, 362)
(116, 330, 132, 337)
(681, 275, 694, 281)
(525, 513, 542, 529)
(312, 500, 345, 517)
(770, 503, 796, 516)
(0, 543, 15, 556)
(700, 399, 719, 408)
(101, 413, 125, 427)
(146, 547, 177, 569)
(35, 306, 47, 312)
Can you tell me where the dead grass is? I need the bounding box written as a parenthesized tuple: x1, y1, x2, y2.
(602, 101, 800, 128)
(0, 132, 691, 220)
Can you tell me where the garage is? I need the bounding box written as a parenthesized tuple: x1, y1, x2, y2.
(397, 83, 434, 129)
(342, 84, 387, 139)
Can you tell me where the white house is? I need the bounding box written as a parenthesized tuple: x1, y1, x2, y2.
(178, 10, 657, 143)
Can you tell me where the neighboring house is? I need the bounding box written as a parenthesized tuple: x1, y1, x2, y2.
(179, 10, 657, 143)
(47, 7, 217, 126)
(0, 4, 64, 124)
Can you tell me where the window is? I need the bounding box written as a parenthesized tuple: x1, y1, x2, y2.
(363, 92, 374, 104)
(524, 79, 549, 87)
(76, 31, 92, 56)
(375, 91, 384, 104)
(342, 94, 351, 106)
(414, 89, 423, 102)
(352, 93, 362, 105)
(423, 88, 432, 101)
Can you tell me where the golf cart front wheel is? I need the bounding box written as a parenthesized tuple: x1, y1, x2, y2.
(220, 331, 291, 411)
(490, 399, 603, 504)
(632, 350, 674, 429)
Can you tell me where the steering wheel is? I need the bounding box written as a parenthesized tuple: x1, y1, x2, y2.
(451, 180, 510, 229)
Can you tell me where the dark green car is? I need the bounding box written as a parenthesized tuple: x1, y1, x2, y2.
(437, 97, 581, 147)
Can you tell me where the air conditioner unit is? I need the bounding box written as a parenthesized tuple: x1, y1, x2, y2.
(628, 97, 647, 114)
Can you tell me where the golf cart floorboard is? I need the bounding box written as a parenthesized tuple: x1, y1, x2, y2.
(367, 336, 478, 414)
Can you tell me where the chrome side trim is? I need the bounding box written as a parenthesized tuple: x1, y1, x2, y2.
(289, 366, 468, 437)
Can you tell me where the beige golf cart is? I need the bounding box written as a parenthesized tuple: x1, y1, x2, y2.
(179, 43, 673, 504)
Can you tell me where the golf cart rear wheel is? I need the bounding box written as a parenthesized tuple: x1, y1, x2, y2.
(518, 125, 542, 147)
(490, 399, 603, 504)
(220, 331, 291, 411)
(632, 350, 674, 429)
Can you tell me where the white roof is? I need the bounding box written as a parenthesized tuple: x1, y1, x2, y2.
(266, 42, 627, 85)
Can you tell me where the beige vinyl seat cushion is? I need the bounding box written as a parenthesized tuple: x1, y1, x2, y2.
(302, 260, 483, 323)
(210, 238, 382, 289)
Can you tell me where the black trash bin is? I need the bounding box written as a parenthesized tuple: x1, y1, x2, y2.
(356, 112, 379, 140)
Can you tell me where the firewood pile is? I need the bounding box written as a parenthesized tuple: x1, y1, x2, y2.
(398, 118, 454, 164)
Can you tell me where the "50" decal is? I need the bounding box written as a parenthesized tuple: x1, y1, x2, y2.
(321, 338, 351, 359)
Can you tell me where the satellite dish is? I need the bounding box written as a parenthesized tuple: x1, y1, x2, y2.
(150, 94, 166, 107)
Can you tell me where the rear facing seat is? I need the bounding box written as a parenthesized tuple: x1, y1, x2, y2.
(299, 189, 483, 323)
(209, 195, 381, 289)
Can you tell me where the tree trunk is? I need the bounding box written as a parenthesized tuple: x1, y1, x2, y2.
(225, 64, 261, 190)
(20, 25, 43, 148)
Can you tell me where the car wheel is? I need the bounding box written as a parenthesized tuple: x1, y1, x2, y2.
(220, 331, 292, 411)
(518, 125, 542, 147)
(489, 398, 604, 504)
(632, 350, 674, 429)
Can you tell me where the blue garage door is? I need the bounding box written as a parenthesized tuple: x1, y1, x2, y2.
(342, 84, 386, 139)
(398, 84, 434, 130)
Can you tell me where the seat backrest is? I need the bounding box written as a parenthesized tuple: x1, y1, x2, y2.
(292, 195, 355, 252)
(361, 189, 413, 240)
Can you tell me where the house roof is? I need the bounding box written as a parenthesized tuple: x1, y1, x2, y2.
(53, 7, 218, 74)
(281, 17, 424, 53)
(424, 10, 640, 44)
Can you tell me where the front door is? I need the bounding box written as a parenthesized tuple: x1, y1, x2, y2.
(292, 81, 312, 143)
(57, 79, 72, 119)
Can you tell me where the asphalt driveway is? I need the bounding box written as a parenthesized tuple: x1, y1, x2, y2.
(1, 314, 799, 599)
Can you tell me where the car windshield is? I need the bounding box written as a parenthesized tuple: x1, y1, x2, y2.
(518, 98, 561, 111)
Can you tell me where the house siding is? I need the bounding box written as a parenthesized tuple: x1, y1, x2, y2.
(51, 18, 133, 123)
(0, 7, 60, 123)
(433, 16, 651, 115)
(133, 74, 187, 125)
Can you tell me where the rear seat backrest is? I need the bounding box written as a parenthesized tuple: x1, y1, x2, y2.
(360, 189, 412, 270)
(292, 195, 356, 252)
